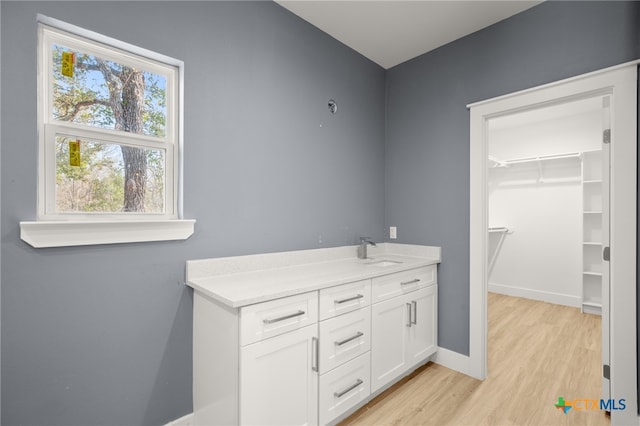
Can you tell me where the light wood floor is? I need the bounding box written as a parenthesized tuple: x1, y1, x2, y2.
(340, 292, 609, 426)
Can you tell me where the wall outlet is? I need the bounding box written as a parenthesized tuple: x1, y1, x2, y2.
(390, 226, 397, 239)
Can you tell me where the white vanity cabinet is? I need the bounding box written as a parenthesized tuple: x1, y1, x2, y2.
(188, 244, 440, 426)
(371, 266, 438, 393)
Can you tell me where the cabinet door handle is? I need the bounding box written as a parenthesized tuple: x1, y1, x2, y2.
(401, 278, 421, 286)
(334, 294, 364, 304)
(411, 301, 417, 325)
(263, 310, 305, 324)
(334, 379, 364, 398)
(312, 336, 319, 372)
(406, 303, 412, 327)
(335, 331, 364, 346)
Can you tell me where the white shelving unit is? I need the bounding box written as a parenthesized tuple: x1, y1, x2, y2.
(581, 150, 603, 315)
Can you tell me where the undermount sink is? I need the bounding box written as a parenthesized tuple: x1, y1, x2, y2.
(364, 259, 403, 267)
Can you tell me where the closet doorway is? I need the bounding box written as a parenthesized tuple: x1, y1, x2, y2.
(468, 64, 637, 424)
(486, 95, 610, 401)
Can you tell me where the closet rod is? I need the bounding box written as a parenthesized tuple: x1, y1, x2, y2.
(504, 152, 582, 165)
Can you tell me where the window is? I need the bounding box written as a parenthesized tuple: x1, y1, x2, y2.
(20, 16, 194, 247)
(42, 22, 175, 217)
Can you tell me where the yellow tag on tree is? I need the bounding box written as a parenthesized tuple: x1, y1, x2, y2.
(69, 140, 81, 166)
(61, 51, 75, 78)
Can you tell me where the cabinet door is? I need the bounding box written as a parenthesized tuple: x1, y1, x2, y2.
(370, 295, 409, 392)
(406, 285, 437, 365)
(240, 324, 318, 426)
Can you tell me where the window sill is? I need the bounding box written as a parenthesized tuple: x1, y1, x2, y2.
(20, 219, 195, 248)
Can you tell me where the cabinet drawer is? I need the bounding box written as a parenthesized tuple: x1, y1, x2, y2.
(371, 266, 436, 304)
(319, 352, 371, 426)
(319, 279, 371, 320)
(319, 307, 371, 374)
(240, 292, 318, 346)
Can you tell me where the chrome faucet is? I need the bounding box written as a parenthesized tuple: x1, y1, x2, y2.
(357, 237, 376, 259)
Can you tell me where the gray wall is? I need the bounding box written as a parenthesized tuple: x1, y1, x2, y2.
(2, 0, 640, 425)
(0, 1, 385, 425)
(385, 1, 640, 355)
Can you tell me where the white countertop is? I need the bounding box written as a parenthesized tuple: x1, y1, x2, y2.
(187, 243, 441, 308)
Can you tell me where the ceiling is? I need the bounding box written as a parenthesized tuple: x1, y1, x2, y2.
(275, 0, 543, 69)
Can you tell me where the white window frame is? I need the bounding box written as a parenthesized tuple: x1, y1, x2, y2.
(20, 15, 194, 248)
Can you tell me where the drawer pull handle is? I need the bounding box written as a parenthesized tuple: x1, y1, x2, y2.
(263, 310, 305, 324)
(412, 300, 417, 324)
(312, 337, 319, 372)
(335, 331, 364, 346)
(401, 278, 421, 286)
(334, 379, 364, 398)
(334, 294, 364, 304)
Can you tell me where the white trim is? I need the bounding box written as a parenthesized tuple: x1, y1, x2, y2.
(165, 412, 194, 426)
(467, 59, 640, 109)
(469, 63, 637, 425)
(488, 285, 581, 308)
(432, 347, 475, 378)
(20, 220, 195, 248)
(469, 100, 489, 380)
(37, 14, 183, 68)
(177, 58, 185, 219)
(1, 2, 3, 419)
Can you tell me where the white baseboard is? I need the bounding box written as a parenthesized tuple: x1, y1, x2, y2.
(489, 282, 580, 308)
(165, 412, 194, 426)
(433, 346, 474, 377)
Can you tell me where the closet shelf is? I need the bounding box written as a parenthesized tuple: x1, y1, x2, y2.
(489, 151, 585, 184)
(488, 226, 511, 233)
(489, 151, 582, 168)
(582, 301, 602, 315)
(581, 150, 603, 316)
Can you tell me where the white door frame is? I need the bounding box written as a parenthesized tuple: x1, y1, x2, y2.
(469, 62, 637, 424)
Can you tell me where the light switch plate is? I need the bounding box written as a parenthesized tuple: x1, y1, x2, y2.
(390, 226, 397, 239)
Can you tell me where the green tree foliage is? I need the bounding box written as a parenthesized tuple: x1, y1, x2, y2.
(52, 44, 166, 213)
(56, 138, 125, 212)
